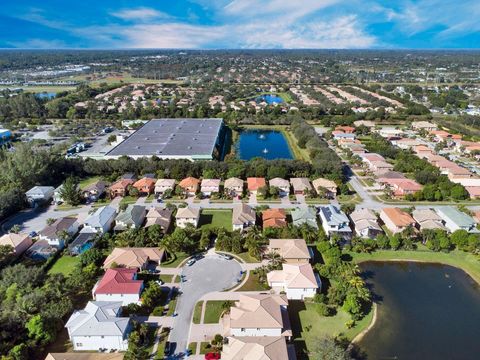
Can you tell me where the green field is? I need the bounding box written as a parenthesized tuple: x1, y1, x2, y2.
(193, 301, 204, 324)
(235, 271, 270, 291)
(347, 245, 480, 284)
(48, 255, 80, 276)
(161, 252, 190, 268)
(289, 301, 373, 360)
(79, 176, 102, 189)
(22, 86, 77, 93)
(199, 209, 233, 231)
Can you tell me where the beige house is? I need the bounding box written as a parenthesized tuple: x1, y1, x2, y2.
(290, 178, 312, 195)
(145, 207, 172, 232)
(232, 204, 256, 232)
(45, 354, 125, 360)
(221, 336, 289, 360)
(154, 179, 176, 195)
(312, 178, 338, 198)
(267, 239, 311, 263)
(224, 177, 244, 197)
(103, 247, 165, 269)
(267, 263, 320, 300)
(223, 294, 292, 339)
(0, 233, 33, 256)
(412, 209, 447, 231)
(268, 178, 290, 196)
(201, 179, 221, 196)
(175, 206, 201, 228)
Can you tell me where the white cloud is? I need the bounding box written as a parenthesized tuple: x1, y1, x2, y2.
(111, 7, 170, 21)
(9, 38, 67, 49)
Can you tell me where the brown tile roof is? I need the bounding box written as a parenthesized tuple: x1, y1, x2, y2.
(178, 177, 200, 188)
(247, 177, 266, 191)
(382, 208, 415, 227)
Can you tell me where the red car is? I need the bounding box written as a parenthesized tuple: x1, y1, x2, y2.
(205, 353, 221, 360)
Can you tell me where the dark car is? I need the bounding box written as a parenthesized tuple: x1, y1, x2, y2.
(164, 341, 172, 356)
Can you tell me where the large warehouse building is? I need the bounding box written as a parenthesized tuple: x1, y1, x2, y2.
(105, 118, 226, 161)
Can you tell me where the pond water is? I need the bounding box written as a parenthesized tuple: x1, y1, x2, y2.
(359, 261, 480, 360)
(36, 92, 57, 99)
(237, 129, 293, 160)
(255, 94, 284, 104)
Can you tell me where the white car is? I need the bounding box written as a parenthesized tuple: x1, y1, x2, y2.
(186, 258, 196, 266)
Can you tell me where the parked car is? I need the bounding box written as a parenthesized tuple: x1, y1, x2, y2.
(186, 258, 196, 266)
(218, 253, 233, 260)
(28, 231, 37, 238)
(164, 341, 172, 356)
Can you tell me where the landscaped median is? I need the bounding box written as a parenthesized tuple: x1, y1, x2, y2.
(346, 246, 480, 285)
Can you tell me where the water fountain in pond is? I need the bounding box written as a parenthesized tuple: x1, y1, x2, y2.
(259, 134, 266, 139)
(262, 148, 269, 154)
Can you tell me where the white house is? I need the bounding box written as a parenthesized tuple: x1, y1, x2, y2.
(154, 179, 176, 195)
(267, 263, 320, 300)
(232, 204, 256, 232)
(224, 294, 292, 339)
(25, 186, 55, 206)
(65, 301, 131, 351)
(349, 208, 383, 239)
(92, 268, 144, 306)
(268, 178, 290, 196)
(200, 179, 221, 196)
(38, 217, 79, 249)
(436, 207, 479, 233)
(82, 206, 117, 234)
(175, 206, 201, 228)
(318, 205, 352, 240)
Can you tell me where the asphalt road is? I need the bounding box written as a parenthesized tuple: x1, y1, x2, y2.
(168, 253, 242, 357)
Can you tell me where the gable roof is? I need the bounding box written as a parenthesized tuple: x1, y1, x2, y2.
(232, 204, 256, 225)
(39, 217, 77, 239)
(269, 178, 290, 188)
(247, 177, 266, 191)
(178, 177, 200, 188)
(268, 239, 310, 260)
(65, 301, 130, 337)
(230, 294, 288, 329)
(291, 207, 318, 228)
(155, 179, 176, 187)
(94, 268, 143, 295)
(26, 186, 55, 196)
(109, 179, 134, 191)
(224, 177, 244, 189)
(436, 207, 476, 228)
(319, 205, 349, 226)
(115, 205, 146, 227)
(176, 206, 200, 219)
(350, 208, 377, 222)
(262, 209, 287, 228)
(267, 263, 318, 289)
(133, 177, 156, 189)
(82, 180, 107, 193)
(103, 247, 165, 269)
(201, 179, 221, 188)
(222, 336, 288, 360)
(85, 206, 117, 228)
(0, 233, 32, 250)
(290, 178, 312, 191)
(145, 207, 172, 228)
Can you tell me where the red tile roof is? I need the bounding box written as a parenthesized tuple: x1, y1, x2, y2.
(94, 268, 143, 295)
(247, 177, 266, 191)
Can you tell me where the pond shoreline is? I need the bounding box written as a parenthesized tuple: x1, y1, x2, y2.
(350, 303, 378, 345)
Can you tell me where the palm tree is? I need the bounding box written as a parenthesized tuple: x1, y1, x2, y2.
(221, 300, 234, 315)
(265, 251, 284, 269)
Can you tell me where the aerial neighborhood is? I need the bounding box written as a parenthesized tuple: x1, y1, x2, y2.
(0, 49, 480, 360)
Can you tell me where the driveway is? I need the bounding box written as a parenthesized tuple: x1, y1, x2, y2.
(168, 253, 242, 356)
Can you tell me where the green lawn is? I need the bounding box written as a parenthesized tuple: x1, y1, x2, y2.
(278, 91, 294, 103)
(188, 342, 197, 355)
(48, 255, 80, 276)
(119, 196, 138, 206)
(79, 176, 102, 189)
(235, 271, 270, 291)
(199, 209, 233, 231)
(162, 252, 190, 268)
(159, 274, 174, 283)
(203, 300, 227, 324)
(347, 245, 480, 284)
(54, 204, 82, 211)
(154, 327, 170, 360)
(193, 301, 204, 324)
(235, 252, 260, 263)
(289, 301, 373, 360)
(166, 298, 177, 316)
(200, 342, 215, 355)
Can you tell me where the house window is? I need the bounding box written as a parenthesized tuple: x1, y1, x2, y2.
(101, 336, 104, 338)
(256, 328, 260, 331)
(76, 343, 83, 347)
(241, 328, 245, 332)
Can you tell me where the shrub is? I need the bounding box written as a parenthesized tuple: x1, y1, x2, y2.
(152, 306, 164, 316)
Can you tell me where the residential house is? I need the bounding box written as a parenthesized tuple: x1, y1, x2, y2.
(53, 184, 64, 204)
(262, 209, 287, 229)
(349, 208, 383, 239)
(267, 263, 320, 300)
(82, 181, 107, 202)
(109, 179, 134, 198)
(65, 301, 131, 351)
(201, 179, 221, 196)
(69, 232, 97, 256)
(232, 204, 256, 232)
(221, 336, 289, 360)
(132, 177, 156, 195)
(436, 207, 479, 233)
(332, 131, 356, 140)
(38, 217, 79, 249)
(335, 125, 356, 133)
(121, 173, 136, 181)
(92, 268, 144, 306)
(450, 178, 480, 199)
(267, 239, 311, 263)
(103, 247, 165, 270)
(178, 177, 200, 196)
(25, 240, 59, 260)
(224, 177, 244, 197)
(312, 178, 337, 198)
(82, 206, 117, 234)
(290, 178, 312, 195)
(318, 205, 352, 240)
(223, 294, 292, 338)
(268, 178, 290, 196)
(378, 178, 423, 198)
(0, 233, 33, 256)
(412, 121, 437, 132)
(175, 206, 201, 228)
(247, 177, 266, 195)
(45, 353, 124, 360)
(114, 205, 146, 231)
(154, 179, 176, 195)
(144, 207, 172, 232)
(412, 209, 447, 231)
(25, 186, 55, 206)
(291, 207, 318, 229)
(379, 208, 416, 234)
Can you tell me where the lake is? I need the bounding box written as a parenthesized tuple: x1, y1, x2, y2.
(359, 261, 480, 359)
(236, 129, 293, 160)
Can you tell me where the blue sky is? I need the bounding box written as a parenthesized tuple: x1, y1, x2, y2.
(1, 0, 479, 49)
